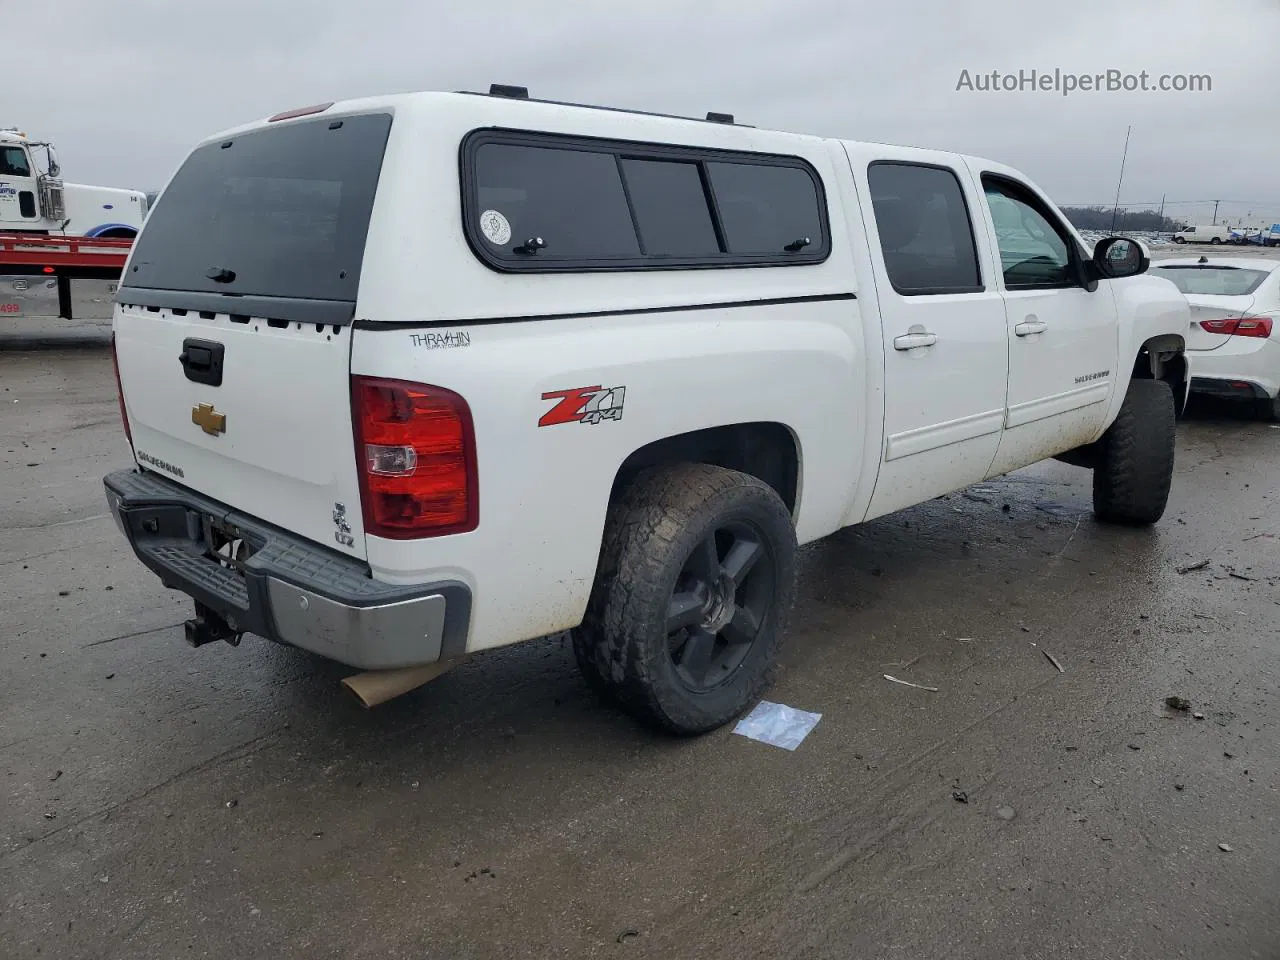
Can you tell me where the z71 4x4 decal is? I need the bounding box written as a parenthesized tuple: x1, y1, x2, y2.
(539, 385, 626, 427)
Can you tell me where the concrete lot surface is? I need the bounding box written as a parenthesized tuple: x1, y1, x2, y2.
(2, 260, 1279, 958)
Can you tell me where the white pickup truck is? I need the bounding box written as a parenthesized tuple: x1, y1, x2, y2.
(104, 87, 1190, 734)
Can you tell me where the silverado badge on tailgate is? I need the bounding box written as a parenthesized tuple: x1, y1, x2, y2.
(191, 402, 227, 437)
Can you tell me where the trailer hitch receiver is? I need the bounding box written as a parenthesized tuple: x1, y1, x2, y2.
(184, 602, 243, 648)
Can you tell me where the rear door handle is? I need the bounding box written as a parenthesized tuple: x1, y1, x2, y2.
(1015, 320, 1048, 337)
(893, 332, 938, 351)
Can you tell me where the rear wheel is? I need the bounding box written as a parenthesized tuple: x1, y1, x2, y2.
(573, 463, 797, 734)
(1093, 378, 1176, 526)
(1258, 393, 1280, 422)
(1210, 237, 1222, 245)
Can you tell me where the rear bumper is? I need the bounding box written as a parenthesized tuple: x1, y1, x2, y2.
(103, 469, 471, 670)
(1187, 340, 1280, 401)
(1189, 377, 1276, 401)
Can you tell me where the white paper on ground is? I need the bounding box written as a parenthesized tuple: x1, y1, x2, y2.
(732, 700, 822, 751)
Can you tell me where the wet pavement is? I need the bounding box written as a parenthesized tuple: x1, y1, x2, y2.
(2, 333, 1279, 959)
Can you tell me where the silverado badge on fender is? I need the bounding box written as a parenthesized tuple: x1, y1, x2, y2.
(191, 402, 227, 437)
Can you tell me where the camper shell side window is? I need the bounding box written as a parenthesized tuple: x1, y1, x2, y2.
(460, 129, 830, 273)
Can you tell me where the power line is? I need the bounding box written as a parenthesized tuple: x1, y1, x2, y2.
(1062, 199, 1280, 207)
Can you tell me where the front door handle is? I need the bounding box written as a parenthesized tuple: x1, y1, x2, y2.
(893, 331, 938, 351)
(1015, 320, 1048, 337)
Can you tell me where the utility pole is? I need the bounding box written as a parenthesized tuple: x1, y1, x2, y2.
(1109, 125, 1132, 233)
(1212, 199, 1220, 225)
(1158, 193, 1166, 227)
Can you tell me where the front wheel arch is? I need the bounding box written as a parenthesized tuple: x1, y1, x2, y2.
(1131, 336, 1188, 416)
(1057, 340, 1186, 468)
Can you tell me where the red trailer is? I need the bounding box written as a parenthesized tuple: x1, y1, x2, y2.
(0, 233, 132, 318)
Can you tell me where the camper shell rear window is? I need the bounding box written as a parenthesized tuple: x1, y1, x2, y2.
(461, 130, 830, 272)
(119, 113, 392, 323)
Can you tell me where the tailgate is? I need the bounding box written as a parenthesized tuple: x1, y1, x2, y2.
(1185, 294, 1256, 352)
(114, 308, 365, 557)
(111, 109, 394, 559)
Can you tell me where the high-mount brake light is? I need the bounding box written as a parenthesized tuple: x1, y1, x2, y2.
(351, 377, 478, 539)
(1199, 317, 1274, 338)
(268, 102, 335, 123)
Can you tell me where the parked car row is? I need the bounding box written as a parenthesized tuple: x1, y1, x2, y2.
(1227, 225, 1280, 247)
(1076, 226, 1280, 249)
(1079, 230, 1175, 249)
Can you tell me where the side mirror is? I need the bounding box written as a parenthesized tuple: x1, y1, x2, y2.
(1093, 235, 1148, 280)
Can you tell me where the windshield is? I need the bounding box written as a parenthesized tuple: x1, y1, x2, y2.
(123, 112, 392, 303)
(1150, 265, 1270, 296)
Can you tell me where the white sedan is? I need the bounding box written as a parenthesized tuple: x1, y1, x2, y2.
(1149, 256, 1280, 420)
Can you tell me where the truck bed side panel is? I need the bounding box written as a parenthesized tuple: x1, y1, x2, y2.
(350, 302, 863, 653)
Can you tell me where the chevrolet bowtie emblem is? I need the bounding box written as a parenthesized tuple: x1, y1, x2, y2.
(191, 402, 226, 437)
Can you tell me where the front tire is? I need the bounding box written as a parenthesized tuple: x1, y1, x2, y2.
(573, 464, 797, 735)
(1093, 378, 1176, 526)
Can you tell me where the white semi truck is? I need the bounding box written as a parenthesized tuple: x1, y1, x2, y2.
(2, 127, 147, 318)
(1, 127, 147, 238)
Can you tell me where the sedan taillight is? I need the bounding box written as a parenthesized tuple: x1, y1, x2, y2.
(1198, 316, 1274, 338)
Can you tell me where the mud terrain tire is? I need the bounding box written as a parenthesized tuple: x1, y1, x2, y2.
(573, 464, 797, 734)
(1092, 378, 1176, 526)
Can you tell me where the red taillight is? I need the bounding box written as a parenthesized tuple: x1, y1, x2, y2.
(110, 333, 134, 452)
(351, 376, 478, 539)
(1235, 317, 1273, 338)
(1199, 317, 1274, 338)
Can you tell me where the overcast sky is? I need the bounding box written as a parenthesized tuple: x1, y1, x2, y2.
(14, 0, 1280, 224)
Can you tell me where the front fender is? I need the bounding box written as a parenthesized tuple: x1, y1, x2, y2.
(1098, 273, 1189, 430)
